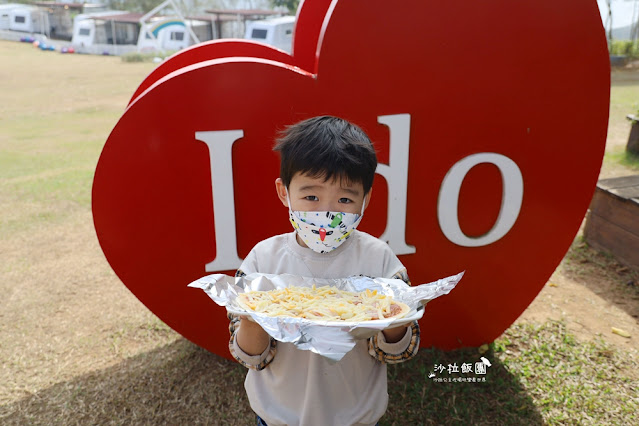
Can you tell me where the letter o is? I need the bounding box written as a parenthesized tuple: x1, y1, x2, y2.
(437, 153, 523, 247)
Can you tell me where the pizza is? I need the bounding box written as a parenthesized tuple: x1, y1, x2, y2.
(236, 285, 411, 322)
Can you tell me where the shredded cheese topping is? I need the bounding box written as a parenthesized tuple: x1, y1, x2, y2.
(237, 285, 408, 322)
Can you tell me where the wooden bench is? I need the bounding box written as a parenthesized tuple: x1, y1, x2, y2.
(584, 175, 639, 271)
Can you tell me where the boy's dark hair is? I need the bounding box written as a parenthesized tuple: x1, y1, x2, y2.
(274, 116, 377, 193)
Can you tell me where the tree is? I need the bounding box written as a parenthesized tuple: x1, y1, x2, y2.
(605, 0, 613, 45)
(106, 0, 168, 13)
(269, 0, 300, 13)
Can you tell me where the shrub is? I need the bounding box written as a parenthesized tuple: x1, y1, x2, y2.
(610, 40, 639, 58)
(121, 50, 176, 63)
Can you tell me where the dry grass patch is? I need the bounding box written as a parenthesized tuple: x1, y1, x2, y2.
(0, 40, 154, 120)
(1, 339, 253, 425)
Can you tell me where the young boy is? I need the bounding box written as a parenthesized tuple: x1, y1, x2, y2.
(228, 116, 420, 426)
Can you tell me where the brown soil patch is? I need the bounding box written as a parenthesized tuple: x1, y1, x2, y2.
(517, 238, 639, 354)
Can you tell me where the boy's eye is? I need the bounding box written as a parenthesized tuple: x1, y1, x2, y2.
(304, 196, 319, 201)
(338, 198, 353, 204)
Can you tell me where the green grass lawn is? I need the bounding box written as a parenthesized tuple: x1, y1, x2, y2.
(604, 70, 639, 174)
(384, 321, 638, 425)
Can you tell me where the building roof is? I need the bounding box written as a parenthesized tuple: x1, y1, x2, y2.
(205, 9, 282, 17)
(187, 14, 238, 22)
(34, 2, 85, 9)
(90, 13, 144, 23)
(90, 13, 226, 24)
(252, 15, 295, 25)
(0, 3, 38, 10)
(89, 9, 283, 25)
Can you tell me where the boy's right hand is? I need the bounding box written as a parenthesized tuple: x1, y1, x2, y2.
(237, 316, 270, 356)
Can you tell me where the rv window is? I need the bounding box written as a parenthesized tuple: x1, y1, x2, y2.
(14, 15, 26, 24)
(285, 29, 292, 35)
(171, 31, 184, 41)
(251, 28, 267, 39)
(79, 28, 91, 36)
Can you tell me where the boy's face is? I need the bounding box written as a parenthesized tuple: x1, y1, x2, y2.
(275, 172, 370, 214)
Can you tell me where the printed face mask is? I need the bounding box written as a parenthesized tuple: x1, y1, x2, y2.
(287, 191, 365, 254)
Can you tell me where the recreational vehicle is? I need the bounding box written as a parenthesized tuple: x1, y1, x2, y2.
(72, 12, 211, 55)
(71, 10, 128, 47)
(35, 1, 109, 40)
(0, 4, 20, 30)
(138, 19, 190, 52)
(71, 12, 140, 55)
(244, 15, 295, 53)
(0, 4, 48, 34)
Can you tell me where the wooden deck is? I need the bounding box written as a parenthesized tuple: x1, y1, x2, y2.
(584, 175, 639, 270)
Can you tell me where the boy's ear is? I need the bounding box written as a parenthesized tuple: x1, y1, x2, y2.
(364, 188, 373, 210)
(275, 178, 288, 207)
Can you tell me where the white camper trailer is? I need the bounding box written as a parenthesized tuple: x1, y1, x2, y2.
(138, 19, 190, 52)
(71, 12, 140, 55)
(71, 10, 128, 47)
(0, 4, 21, 30)
(244, 15, 295, 53)
(71, 18, 96, 47)
(72, 12, 208, 55)
(2, 4, 48, 34)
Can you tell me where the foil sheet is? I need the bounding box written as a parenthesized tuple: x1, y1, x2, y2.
(188, 271, 464, 362)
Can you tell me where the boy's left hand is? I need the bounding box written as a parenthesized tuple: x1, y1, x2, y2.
(382, 324, 409, 343)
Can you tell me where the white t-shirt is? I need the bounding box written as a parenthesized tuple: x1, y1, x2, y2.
(233, 230, 414, 426)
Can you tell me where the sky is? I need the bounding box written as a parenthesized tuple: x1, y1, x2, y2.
(597, 0, 639, 38)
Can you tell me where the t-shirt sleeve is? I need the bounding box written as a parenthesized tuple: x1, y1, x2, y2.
(367, 244, 420, 363)
(228, 246, 278, 370)
(236, 247, 258, 276)
(379, 240, 411, 284)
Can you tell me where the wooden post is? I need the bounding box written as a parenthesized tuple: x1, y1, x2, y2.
(627, 115, 639, 155)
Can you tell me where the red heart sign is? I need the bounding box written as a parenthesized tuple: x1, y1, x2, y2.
(92, 0, 609, 358)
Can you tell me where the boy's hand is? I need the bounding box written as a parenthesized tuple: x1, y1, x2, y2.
(382, 324, 409, 343)
(236, 316, 271, 356)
